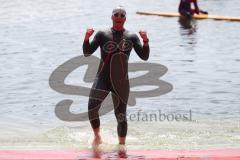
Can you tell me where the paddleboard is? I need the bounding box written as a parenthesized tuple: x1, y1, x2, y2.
(136, 11, 240, 22)
(0, 149, 240, 159)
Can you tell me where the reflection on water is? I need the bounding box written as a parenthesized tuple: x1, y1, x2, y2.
(178, 17, 197, 30)
(178, 17, 198, 49)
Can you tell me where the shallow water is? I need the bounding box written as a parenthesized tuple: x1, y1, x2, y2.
(0, 0, 240, 150)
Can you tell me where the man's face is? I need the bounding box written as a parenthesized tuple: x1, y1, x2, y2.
(112, 12, 126, 27)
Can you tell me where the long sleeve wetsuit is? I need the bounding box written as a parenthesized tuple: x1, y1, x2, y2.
(83, 27, 149, 137)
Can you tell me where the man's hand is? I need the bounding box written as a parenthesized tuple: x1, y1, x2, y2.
(139, 30, 149, 44)
(84, 28, 94, 41)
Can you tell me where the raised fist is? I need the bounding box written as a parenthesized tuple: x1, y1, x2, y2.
(139, 30, 148, 42)
(84, 28, 95, 41)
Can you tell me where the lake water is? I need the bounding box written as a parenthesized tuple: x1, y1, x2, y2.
(0, 0, 240, 150)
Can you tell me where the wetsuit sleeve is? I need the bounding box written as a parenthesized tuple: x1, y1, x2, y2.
(132, 34, 150, 61)
(83, 31, 102, 57)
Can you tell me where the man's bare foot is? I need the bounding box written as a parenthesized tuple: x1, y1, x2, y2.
(92, 136, 102, 158)
(92, 135, 102, 147)
(118, 144, 127, 158)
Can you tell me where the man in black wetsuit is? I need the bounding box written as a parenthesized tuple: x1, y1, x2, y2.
(178, 0, 208, 18)
(83, 6, 149, 152)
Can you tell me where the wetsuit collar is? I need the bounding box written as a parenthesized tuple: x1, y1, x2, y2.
(111, 27, 125, 33)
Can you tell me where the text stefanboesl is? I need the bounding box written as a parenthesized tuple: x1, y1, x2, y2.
(126, 110, 193, 122)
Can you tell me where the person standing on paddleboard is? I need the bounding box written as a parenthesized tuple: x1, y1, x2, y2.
(83, 6, 150, 154)
(178, 0, 208, 18)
